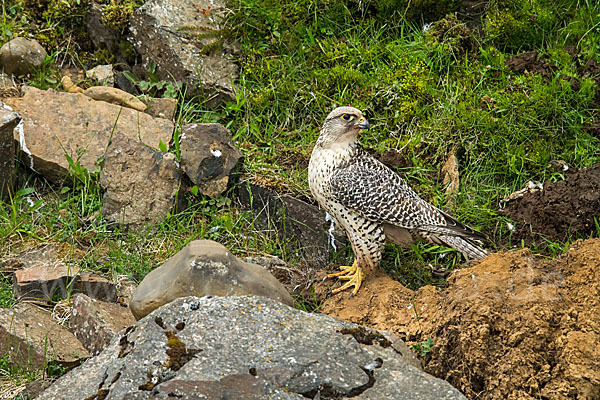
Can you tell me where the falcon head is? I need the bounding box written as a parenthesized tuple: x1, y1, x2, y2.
(318, 106, 370, 147)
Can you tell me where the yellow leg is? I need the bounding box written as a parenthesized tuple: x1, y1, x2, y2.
(326, 259, 365, 297)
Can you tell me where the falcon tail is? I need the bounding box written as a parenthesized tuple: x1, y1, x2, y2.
(436, 234, 488, 260)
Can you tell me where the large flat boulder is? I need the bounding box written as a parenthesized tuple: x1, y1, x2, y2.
(4, 86, 173, 182)
(36, 296, 466, 400)
(129, 240, 293, 320)
(128, 0, 238, 105)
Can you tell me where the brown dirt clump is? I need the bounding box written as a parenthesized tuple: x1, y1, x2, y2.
(322, 238, 600, 400)
(500, 164, 600, 247)
(506, 50, 556, 79)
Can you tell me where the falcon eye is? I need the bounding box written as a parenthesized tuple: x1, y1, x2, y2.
(341, 114, 353, 121)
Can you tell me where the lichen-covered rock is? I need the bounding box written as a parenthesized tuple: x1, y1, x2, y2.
(179, 123, 242, 198)
(36, 296, 466, 400)
(99, 133, 180, 230)
(0, 37, 47, 76)
(3, 86, 173, 182)
(129, 240, 293, 320)
(128, 0, 238, 105)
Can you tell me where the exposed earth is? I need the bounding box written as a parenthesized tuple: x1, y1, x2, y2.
(500, 164, 600, 248)
(321, 239, 600, 400)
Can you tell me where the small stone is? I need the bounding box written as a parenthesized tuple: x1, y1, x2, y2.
(86, 64, 114, 86)
(100, 133, 180, 230)
(144, 97, 177, 120)
(0, 37, 47, 76)
(70, 294, 135, 355)
(129, 240, 294, 320)
(83, 86, 146, 111)
(179, 123, 243, 198)
(0, 102, 20, 201)
(0, 303, 89, 370)
(60, 75, 84, 93)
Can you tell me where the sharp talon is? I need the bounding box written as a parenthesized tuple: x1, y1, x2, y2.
(348, 292, 353, 300)
(327, 259, 364, 296)
(322, 275, 329, 282)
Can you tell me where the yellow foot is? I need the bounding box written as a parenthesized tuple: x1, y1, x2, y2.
(326, 259, 365, 297)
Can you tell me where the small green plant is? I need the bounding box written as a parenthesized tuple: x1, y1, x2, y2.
(412, 337, 434, 357)
(122, 61, 182, 99)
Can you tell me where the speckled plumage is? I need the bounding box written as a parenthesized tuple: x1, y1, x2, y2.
(309, 107, 487, 287)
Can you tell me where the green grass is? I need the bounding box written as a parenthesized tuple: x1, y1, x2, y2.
(0, 0, 597, 292)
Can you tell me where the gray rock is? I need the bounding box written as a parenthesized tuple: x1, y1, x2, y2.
(0, 303, 89, 370)
(128, 0, 239, 105)
(70, 293, 135, 355)
(0, 102, 19, 201)
(36, 296, 466, 400)
(236, 183, 348, 268)
(86, 64, 115, 86)
(0, 37, 47, 76)
(129, 240, 294, 320)
(100, 133, 180, 230)
(4, 86, 173, 183)
(179, 123, 243, 198)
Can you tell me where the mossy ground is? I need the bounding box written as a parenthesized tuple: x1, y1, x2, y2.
(0, 0, 599, 389)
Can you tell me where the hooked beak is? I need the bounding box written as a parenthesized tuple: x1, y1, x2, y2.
(356, 117, 370, 130)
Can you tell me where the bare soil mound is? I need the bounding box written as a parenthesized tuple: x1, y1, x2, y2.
(501, 164, 600, 247)
(322, 239, 600, 400)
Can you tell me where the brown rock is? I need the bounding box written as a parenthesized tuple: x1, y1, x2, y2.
(100, 133, 180, 229)
(12, 263, 80, 302)
(0, 303, 89, 369)
(4, 86, 173, 182)
(0, 37, 47, 76)
(70, 294, 135, 355)
(83, 86, 146, 111)
(129, 240, 294, 320)
(0, 102, 20, 201)
(179, 123, 242, 198)
(10, 244, 117, 302)
(144, 97, 177, 120)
